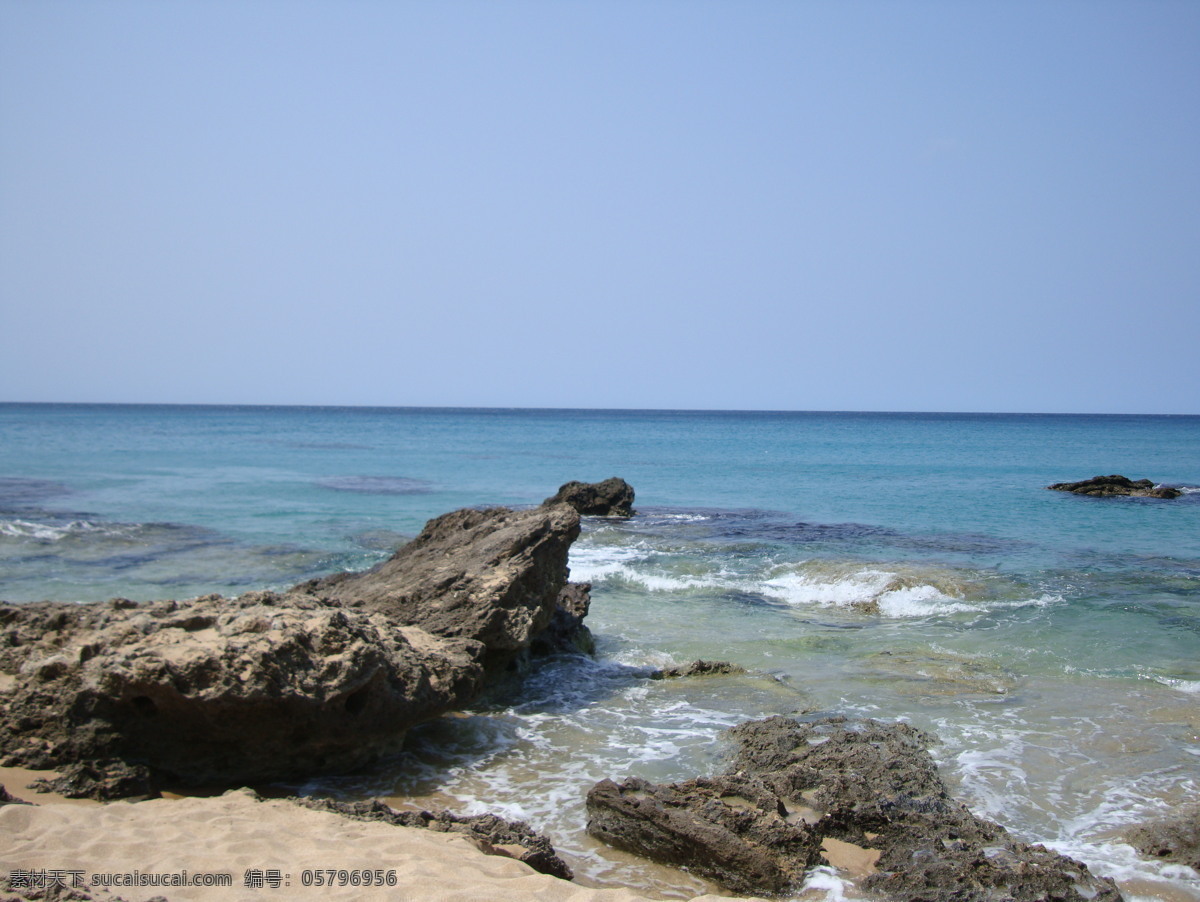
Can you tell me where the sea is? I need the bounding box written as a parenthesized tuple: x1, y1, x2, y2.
(1, 403, 1198, 901)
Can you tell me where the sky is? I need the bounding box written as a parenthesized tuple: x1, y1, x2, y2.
(1, 1, 1197, 414)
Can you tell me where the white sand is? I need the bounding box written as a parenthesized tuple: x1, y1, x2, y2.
(1, 787, 760, 902)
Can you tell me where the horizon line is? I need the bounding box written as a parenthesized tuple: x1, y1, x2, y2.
(2, 400, 1197, 418)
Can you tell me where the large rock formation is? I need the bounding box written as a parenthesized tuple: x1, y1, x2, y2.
(1048, 475, 1181, 498)
(543, 478, 635, 517)
(0, 501, 590, 788)
(587, 716, 1122, 901)
(0, 593, 485, 784)
(291, 504, 582, 666)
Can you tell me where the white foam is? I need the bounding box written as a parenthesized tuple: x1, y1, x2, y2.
(761, 568, 973, 618)
(0, 518, 118, 540)
(798, 866, 856, 901)
(1152, 676, 1200, 694)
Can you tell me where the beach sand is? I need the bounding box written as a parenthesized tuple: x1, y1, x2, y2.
(1, 768, 762, 902)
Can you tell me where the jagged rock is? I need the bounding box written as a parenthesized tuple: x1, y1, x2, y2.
(1048, 474, 1181, 498)
(651, 660, 747, 679)
(30, 759, 159, 801)
(293, 797, 574, 880)
(529, 582, 595, 656)
(586, 774, 820, 895)
(293, 504, 581, 665)
(0, 593, 484, 785)
(587, 715, 1122, 901)
(0, 498, 589, 792)
(1126, 801, 1200, 870)
(543, 478, 635, 517)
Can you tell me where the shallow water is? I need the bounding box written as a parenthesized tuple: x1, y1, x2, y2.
(2, 404, 1198, 900)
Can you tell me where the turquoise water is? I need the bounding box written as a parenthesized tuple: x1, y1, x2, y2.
(2, 404, 1199, 900)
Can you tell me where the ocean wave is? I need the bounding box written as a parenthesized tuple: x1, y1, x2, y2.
(1151, 676, 1200, 694)
(0, 518, 132, 541)
(761, 564, 976, 617)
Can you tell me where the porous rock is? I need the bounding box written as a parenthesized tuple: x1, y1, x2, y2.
(1048, 475, 1181, 498)
(30, 759, 159, 801)
(1126, 800, 1200, 871)
(651, 660, 747, 679)
(293, 797, 574, 880)
(543, 478, 635, 517)
(0, 593, 485, 785)
(0, 497, 593, 794)
(587, 715, 1123, 901)
(293, 504, 582, 664)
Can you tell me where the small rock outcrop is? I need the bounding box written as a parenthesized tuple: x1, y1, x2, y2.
(586, 715, 1122, 901)
(543, 478, 635, 517)
(294, 797, 574, 880)
(651, 660, 747, 679)
(30, 759, 159, 801)
(1048, 475, 1181, 498)
(0, 498, 593, 789)
(1126, 801, 1200, 871)
(0, 784, 31, 807)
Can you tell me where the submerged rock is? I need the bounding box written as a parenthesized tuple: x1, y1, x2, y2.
(294, 797, 574, 880)
(651, 660, 747, 679)
(1048, 474, 1181, 498)
(1126, 801, 1200, 871)
(0, 497, 591, 790)
(586, 715, 1122, 901)
(543, 477, 636, 517)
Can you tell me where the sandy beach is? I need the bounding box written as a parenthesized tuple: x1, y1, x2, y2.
(0, 771, 759, 902)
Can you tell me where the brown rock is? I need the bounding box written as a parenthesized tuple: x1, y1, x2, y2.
(1048, 474, 1181, 498)
(587, 716, 1123, 901)
(543, 478, 635, 517)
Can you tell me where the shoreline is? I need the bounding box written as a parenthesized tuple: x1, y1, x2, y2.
(0, 764, 761, 902)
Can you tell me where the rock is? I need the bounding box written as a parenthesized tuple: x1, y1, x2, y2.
(543, 478, 635, 517)
(0, 497, 589, 792)
(587, 715, 1122, 901)
(529, 582, 595, 656)
(586, 775, 820, 895)
(293, 797, 574, 880)
(1048, 474, 1181, 498)
(1126, 801, 1200, 870)
(651, 660, 747, 679)
(293, 504, 581, 666)
(0, 783, 31, 807)
(30, 759, 159, 801)
(0, 593, 485, 785)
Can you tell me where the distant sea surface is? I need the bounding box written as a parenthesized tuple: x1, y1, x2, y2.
(2, 403, 1199, 900)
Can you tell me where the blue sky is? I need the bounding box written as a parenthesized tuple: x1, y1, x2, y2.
(2, 1, 1197, 413)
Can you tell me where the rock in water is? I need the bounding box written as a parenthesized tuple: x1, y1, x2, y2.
(1048, 474, 1181, 498)
(586, 774, 821, 895)
(543, 477, 635, 517)
(294, 504, 581, 665)
(586, 715, 1122, 901)
(0, 500, 588, 788)
(1126, 801, 1200, 871)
